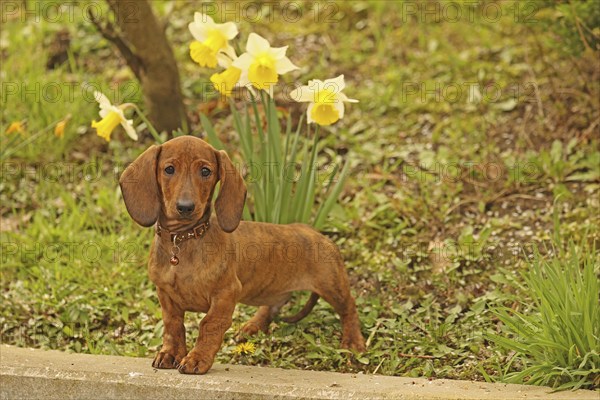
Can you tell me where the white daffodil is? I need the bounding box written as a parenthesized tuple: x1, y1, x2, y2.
(290, 75, 358, 126)
(91, 91, 137, 142)
(233, 33, 299, 96)
(189, 12, 238, 68)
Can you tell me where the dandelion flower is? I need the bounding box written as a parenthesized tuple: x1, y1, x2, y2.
(290, 75, 358, 126)
(234, 342, 256, 356)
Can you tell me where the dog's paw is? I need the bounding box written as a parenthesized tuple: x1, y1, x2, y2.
(177, 352, 213, 375)
(236, 322, 264, 341)
(342, 338, 367, 353)
(152, 351, 181, 369)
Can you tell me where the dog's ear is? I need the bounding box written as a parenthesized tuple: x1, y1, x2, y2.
(119, 145, 162, 227)
(214, 150, 246, 233)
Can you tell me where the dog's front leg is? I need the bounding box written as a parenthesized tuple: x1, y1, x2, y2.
(153, 288, 187, 369)
(178, 297, 235, 375)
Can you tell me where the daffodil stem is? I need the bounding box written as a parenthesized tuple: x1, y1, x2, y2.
(130, 104, 163, 144)
(260, 91, 272, 211)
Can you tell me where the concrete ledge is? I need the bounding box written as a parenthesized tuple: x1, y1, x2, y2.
(0, 345, 596, 400)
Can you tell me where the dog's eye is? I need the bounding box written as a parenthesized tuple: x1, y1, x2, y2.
(165, 166, 175, 175)
(201, 167, 211, 177)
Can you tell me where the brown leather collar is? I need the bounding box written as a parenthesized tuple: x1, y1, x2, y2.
(155, 220, 210, 245)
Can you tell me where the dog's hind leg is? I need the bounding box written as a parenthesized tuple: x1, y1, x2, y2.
(314, 265, 366, 352)
(237, 295, 291, 339)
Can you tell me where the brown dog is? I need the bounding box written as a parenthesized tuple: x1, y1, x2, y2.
(119, 136, 366, 374)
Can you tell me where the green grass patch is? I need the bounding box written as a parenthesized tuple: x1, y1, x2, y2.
(488, 214, 600, 390)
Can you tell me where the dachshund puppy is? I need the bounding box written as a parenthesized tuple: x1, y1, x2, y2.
(120, 136, 365, 374)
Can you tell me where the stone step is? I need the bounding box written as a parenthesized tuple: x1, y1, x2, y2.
(1, 345, 596, 400)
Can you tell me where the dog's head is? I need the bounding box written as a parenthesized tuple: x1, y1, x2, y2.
(119, 136, 246, 233)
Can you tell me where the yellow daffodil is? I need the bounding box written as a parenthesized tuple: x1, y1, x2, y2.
(233, 33, 299, 96)
(234, 342, 256, 356)
(91, 91, 137, 142)
(189, 12, 238, 68)
(5, 121, 26, 136)
(54, 115, 70, 138)
(290, 75, 358, 126)
(210, 52, 242, 97)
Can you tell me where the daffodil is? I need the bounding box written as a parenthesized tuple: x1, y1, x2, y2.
(5, 121, 26, 136)
(234, 342, 256, 356)
(210, 52, 242, 97)
(54, 121, 66, 138)
(233, 33, 299, 96)
(54, 116, 70, 138)
(91, 91, 137, 142)
(290, 75, 358, 126)
(189, 12, 238, 68)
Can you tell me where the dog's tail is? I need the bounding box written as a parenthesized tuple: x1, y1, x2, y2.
(280, 292, 320, 323)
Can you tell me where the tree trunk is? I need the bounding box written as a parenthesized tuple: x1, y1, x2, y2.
(99, 0, 188, 134)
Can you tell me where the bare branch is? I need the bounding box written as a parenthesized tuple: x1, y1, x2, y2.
(87, 8, 142, 79)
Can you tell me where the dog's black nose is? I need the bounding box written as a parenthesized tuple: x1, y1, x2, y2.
(176, 201, 195, 215)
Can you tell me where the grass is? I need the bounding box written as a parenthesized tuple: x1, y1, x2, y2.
(488, 213, 599, 390)
(1, 0, 599, 389)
